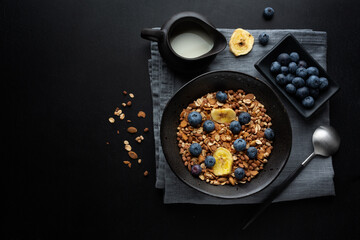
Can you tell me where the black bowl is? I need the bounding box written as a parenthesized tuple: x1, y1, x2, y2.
(160, 71, 292, 199)
(254, 33, 340, 119)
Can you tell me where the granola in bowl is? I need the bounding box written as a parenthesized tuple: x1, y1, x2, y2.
(176, 89, 274, 186)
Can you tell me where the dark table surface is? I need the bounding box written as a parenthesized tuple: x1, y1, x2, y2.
(4, 0, 360, 239)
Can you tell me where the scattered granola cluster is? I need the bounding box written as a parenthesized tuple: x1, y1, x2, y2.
(108, 91, 149, 177)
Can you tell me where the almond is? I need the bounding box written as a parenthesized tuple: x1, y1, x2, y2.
(229, 176, 235, 186)
(127, 127, 137, 133)
(128, 151, 138, 159)
(218, 177, 228, 182)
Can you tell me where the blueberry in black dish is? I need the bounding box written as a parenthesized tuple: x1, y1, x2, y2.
(302, 96, 315, 108)
(254, 33, 340, 119)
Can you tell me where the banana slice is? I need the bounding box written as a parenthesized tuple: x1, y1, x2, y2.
(212, 147, 233, 176)
(229, 28, 254, 56)
(211, 108, 236, 123)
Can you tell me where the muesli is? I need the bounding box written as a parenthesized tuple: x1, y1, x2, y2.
(176, 89, 275, 186)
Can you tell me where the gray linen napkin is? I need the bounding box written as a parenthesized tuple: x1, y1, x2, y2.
(148, 29, 335, 204)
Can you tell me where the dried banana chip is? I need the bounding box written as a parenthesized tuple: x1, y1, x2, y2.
(229, 28, 254, 56)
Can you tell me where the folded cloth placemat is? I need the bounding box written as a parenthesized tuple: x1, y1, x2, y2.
(148, 29, 335, 204)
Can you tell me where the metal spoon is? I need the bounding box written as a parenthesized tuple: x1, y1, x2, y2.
(242, 125, 340, 230)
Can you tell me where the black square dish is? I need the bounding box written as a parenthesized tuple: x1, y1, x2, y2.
(254, 33, 339, 119)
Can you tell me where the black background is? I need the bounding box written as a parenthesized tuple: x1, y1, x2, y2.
(3, 0, 360, 239)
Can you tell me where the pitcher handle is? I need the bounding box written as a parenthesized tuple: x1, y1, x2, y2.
(141, 28, 164, 42)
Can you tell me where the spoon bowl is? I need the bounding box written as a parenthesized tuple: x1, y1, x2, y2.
(312, 126, 341, 157)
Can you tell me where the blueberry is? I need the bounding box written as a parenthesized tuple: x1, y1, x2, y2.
(298, 60, 308, 68)
(216, 91, 227, 103)
(290, 52, 300, 63)
(285, 74, 295, 83)
(281, 66, 289, 74)
(264, 128, 275, 140)
(247, 147, 258, 159)
(229, 121, 242, 134)
(270, 61, 281, 73)
(275, 73, 287, 86)
(288, 62, 298, 74)
(296, 86, 310, 99)
(187, 111, 202, 127)
(292, 77, 305, 88)
(302, 96, 315, 108)
(277, 53, 291, 66)
(263, 7, 275, 20)
(285, 83, 297, 95)
(309, 88, 320, 98)
(191, 164, 202, 176)
(319, 77, 329, 91)
(238, 112, 251, 125)
(189, 143, 202, 156)
(306, 75, 320, 88)
(234, 168, 245, 179)
(233, 138, 246, 151)
(296, 67, 307, 78)
(306, 66, 319, 76)
(205, 156, 216, 168)
(258, 33, 269, 46)
(203, 120, 215, 133)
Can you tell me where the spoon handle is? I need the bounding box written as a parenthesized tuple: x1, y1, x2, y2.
(242, 152, 316, 230)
